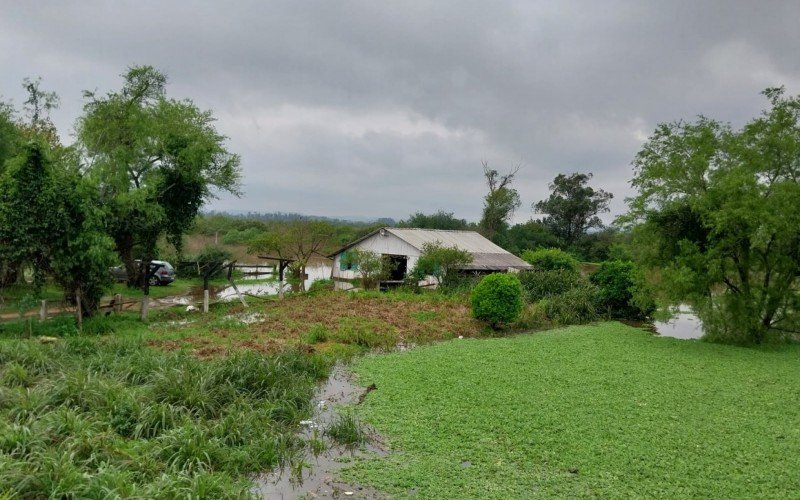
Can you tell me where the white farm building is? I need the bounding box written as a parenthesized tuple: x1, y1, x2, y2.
(329, 227, 532, 289)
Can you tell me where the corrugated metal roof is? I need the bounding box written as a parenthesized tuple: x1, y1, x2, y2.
(459, 252, 533, 270)
(330, 227, 533, 271)
(384, 228, 508, 253)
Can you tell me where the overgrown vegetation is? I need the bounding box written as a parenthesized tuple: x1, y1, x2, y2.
(409, 242, 473, 288)
(521, 247, 579, 272)
(0, 331, 329, 497)
(626, 87, 800, 344)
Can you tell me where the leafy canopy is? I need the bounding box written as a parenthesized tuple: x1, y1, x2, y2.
(410, 242, 473, 286)
(471, 273, 523, 328)
(627, 87, 800, 344)
(79, 66, 241, 284)
(534, 172, 612, 246)
(398, 210, 471, 230)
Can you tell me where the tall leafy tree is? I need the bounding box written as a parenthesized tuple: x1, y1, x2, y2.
(78, 66, 241, 286)
(627, 87, 800, 344)
(534, 172, 612, 247)
(0, 101, 21, 174)
(0, 141, 115, 315)
(479, 162, 521, 243)
(0, 142, 63, 290)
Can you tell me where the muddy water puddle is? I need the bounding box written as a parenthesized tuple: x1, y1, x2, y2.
(253, 365, 387, 499)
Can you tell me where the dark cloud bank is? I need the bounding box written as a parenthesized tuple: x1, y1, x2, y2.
(2, 0, 799, 222)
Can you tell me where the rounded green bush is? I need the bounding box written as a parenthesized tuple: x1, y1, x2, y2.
(470, 273, 523, 328)
(521, 248, 579, 272)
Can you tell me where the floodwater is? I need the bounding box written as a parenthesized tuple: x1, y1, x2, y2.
(214, 263, 332, 300)
(252, 365, 387, 499)
(628, 305, 705, 340)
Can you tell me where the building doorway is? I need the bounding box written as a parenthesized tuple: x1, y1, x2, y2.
(384, 254, 408, 281)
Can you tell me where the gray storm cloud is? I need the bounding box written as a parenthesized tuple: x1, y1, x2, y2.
(1, 0, 799, 222)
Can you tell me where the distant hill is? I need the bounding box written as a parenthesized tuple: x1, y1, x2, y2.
(201, 210, 396, 226)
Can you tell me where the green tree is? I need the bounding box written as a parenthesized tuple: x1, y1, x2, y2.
(50, 164, 117, 315)
(0, 101, 21, 174)
(479, 162, 521, 243)
(504, 219, 562, 255)
(521, 248, 579, 272)
(247, 220, 335, 292)
(0, 142, 64, 290)
(78, 66, 241, 286)
(343, 249, 389, 290)
(20, 77, 61, 145)
(627, 87, 800, 344)
(534, 172, 612, 246)
(0, 141, 115, 315)
(410, 242, 473, 286)
(398, 210, 471, 230)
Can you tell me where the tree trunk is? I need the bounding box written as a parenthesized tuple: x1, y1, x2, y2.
(117, 235, 140, 287)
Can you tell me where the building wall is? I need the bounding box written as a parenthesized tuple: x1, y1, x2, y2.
(332, 231, 422, 289)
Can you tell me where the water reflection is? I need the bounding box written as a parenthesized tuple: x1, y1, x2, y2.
(214, 263, 332, 300)
(652, 309, 705, 340)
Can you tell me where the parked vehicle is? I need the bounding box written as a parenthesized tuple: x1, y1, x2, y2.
(108, 260, 176, 286)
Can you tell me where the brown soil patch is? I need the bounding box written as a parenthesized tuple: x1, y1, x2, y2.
(252, 291, 481, 344)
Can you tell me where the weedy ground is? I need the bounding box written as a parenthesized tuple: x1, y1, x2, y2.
(142, 290, 483, 358)
(0, 289, 482, 498)
(343, 323, 800, 498)
(0, 315, 333, 497)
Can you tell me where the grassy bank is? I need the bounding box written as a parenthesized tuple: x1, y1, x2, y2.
(344, 323, 800, 498)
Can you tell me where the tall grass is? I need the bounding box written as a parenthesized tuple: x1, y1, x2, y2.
(0, 335, 331, 497)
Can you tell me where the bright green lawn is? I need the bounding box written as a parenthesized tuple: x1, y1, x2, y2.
(345, 323, 800, 498)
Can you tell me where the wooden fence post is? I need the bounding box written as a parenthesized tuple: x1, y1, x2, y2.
(75, 292, 82, 332)
(203, 290, 209, 313)
(114, 293, 122, 314)
(39, 300, 46, 322)
(141, 296, 149, 322)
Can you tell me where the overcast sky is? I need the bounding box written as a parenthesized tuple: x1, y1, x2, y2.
(2, 1, 799, 223)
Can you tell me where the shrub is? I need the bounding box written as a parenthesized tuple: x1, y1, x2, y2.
(540, 284, 599, 325)
(470, 273, 523, 328)
(513, 303, 551, 330)
(411, 242, 473, 287)
(521, 248, 579, 272)
(307, 279, 334, 293)
(590, 260, 655, 319)
(518, 268, 582, 302)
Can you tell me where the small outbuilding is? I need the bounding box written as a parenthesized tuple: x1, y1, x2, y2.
(329, 227, 532, 289)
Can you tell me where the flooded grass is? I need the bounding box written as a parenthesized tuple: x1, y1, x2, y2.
(253, 365, 386, 498)
(326, 411, 367, 449)
(344, 322, 800, 498)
